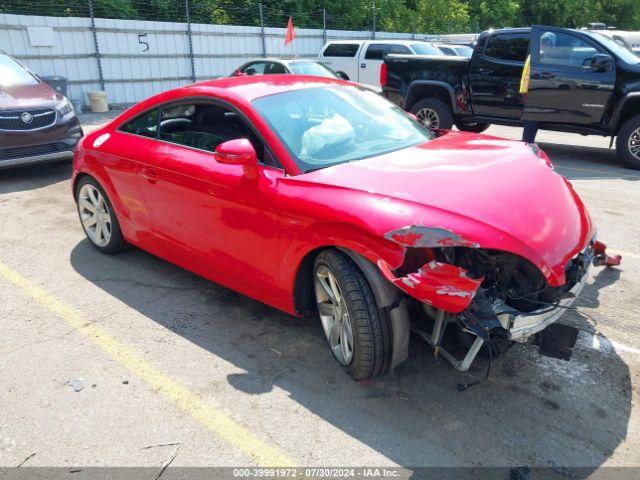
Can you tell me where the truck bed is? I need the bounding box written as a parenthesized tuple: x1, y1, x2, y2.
(383, 54, 470, 109)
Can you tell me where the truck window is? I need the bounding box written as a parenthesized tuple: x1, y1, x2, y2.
(366, 44, 411, 60)
(484, 33, 530, 62)
(538, 31, 603, 68)
(410, 43, 443, 55)
(323, 44, 359, 57)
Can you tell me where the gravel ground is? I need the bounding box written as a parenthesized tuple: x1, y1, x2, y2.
(1, 114, 639, 475)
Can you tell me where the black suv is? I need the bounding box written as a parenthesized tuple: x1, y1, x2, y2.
(381, 26, 640, 169)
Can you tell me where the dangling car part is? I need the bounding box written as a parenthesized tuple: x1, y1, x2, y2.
(379, 226, 621, 371)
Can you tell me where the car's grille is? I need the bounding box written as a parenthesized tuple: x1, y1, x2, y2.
(0, 109, 57, 131)
(0, 142, 71, 161)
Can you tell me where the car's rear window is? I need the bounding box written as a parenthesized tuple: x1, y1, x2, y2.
(0, 54, 38, 87)
(323, 44, 360, 57)
(290, 62, 337, 78)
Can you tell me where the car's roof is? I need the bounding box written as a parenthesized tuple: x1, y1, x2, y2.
(184, 75, 347, 103)
(434, 43, 468, 48)
(244, 57, 325, 64)
(325, 39, 423, 45)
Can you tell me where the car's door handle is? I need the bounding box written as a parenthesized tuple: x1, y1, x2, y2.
(360, 63, 366, 68)
(533, 72, 554, 79)
(477, 67, 493, 75)
(140, 167, 158, 184)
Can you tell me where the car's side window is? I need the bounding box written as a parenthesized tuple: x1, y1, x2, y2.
(323, 43, 359, 57)
(484, 33, 530, 62)
(157, 102, 280, 168)
(242, 62, 268, 75)
(538, 30, 604, 68)
(365, 44, 388, 60)
(387, 44, 411, 55)
(267, 62, 288, 74)
(119, 109, 158, 138)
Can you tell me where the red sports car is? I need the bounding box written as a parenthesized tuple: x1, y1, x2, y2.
(72, 76, 620, 380)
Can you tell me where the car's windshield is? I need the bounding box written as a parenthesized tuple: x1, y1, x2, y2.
(454, 46, 473, 57)
(253, 86, 434, 172)
(410, 43, 443, 55)
(290, 62, 337, 78)
(587, 32, 640, 64)
(0, 53, 38, 87)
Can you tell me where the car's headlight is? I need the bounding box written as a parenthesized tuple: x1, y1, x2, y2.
(56, 98, 74, 117)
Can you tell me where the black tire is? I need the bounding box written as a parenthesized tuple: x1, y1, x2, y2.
(455, 121, 490, 134)
(313, 250, 391, 380)
(616, 114, 640, 170)
(75, 176, 128, 254)
(410, 98, 454, 130)
(336, 71, 349, 81)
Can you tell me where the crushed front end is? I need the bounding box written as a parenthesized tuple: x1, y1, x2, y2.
(380, 226, 621, 372)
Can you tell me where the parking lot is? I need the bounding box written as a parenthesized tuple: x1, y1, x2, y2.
(1, 114, 640, 474)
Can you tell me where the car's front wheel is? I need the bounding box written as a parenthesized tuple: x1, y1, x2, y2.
(313, 250, 391, 380)
(617, 114, 640, 170)
(76, 176, 128, 253)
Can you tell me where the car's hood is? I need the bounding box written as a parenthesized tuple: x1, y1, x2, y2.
(0, 82, 59, 110)
(297, 131, 593, 285)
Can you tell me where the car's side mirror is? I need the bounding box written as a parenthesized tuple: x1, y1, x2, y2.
(589, 53, 613, 72)
(215, 139, 258, 166)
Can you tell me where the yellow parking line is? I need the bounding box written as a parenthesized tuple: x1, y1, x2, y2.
(0, 260, 295, 467)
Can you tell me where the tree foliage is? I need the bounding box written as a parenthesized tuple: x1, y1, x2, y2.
(1, 0, 639, 33)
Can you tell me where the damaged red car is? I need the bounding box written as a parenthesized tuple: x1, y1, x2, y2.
(72, 76, 620, 380)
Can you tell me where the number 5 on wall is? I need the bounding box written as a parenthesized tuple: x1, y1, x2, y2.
(138, 33, 149, 52)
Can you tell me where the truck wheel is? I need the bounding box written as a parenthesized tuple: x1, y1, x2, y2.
(617, 114, 640, 170)
(313, 250, 391, 380)
(336, 71, 349, 81)
(411, 98, 453, 130)
(455, 121, 490, 134)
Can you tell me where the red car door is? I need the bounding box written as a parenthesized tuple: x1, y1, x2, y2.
(136, 104, 283, 296)
(88, 110, 159, 238)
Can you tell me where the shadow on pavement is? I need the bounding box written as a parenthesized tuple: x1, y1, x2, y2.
(541, 142, 640, 182)
(69, 240, 632, 472)
(0, 161, 72, 195)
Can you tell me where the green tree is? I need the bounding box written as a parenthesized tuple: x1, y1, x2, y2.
(415, 0, 470, 33)
(467, 0, 520, 30)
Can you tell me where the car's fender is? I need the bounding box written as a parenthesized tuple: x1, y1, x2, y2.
(609, 91, 640, 132)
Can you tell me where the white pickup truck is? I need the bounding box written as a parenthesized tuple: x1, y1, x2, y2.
(317, 40, 443, 88)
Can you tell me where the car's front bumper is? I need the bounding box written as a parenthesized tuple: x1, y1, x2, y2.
(508, 262, 590, 341)
(0, 114, 82, 169)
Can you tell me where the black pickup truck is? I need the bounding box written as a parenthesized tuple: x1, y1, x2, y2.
(381, 26, 640, 169)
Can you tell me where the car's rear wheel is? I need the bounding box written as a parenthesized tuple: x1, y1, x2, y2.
(313, 250, 390, 380)
(411, 98, 454, 130)
(455, 121, 490, 133)
(617, 114, 640, 170)
(76, 176, 128, 254)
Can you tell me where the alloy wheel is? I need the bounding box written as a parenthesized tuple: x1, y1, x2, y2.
(314, 265, 355, 365)
(629, 126, 640, 160)
(78, 184, 112, 247)
(415, 107, 440, 129)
